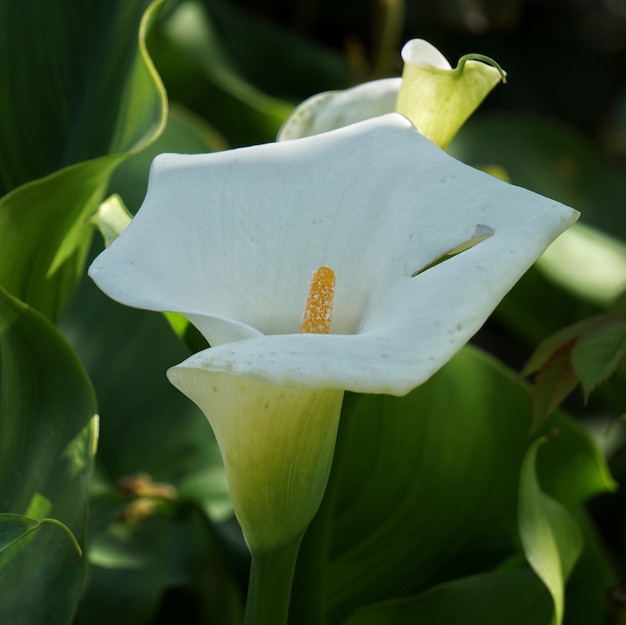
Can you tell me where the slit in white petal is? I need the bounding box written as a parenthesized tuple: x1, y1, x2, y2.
(411, 224, 495, 277)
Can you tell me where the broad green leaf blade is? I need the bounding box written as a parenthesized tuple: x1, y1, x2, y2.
(341, 569, 552, 625)
(0, 287, 97, 624)
(571, 317, 626, 400)
(0, 514, 82, 558)
(0, 0, 164, 194)
(0, 0, 166, 320)
(0, 160, 116, 319)
(290, 345, 613, 624)
(519, 437, 584, 625)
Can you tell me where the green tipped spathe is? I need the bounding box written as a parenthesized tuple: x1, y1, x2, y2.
(395, 39, 506, 148)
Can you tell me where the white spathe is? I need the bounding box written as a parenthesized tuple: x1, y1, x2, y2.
(278, 39, 505, 147)
(277, 77, 401, 141)
(89, 113, 578, 396)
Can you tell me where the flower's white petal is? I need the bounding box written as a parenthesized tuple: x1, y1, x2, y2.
(400, 39, 451, 69)
(164, 166, 577, 395)
(88, 114, 423, 344)
(89, 113, 575, 353)
(277, 78, 401, 141)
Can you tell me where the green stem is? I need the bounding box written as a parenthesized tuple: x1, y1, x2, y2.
(243, 535, 304, 625)
(288, 469, 340, 625)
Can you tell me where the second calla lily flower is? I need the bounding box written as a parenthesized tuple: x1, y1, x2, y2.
(89, 114, 577, 553)
(279, 39, 506, 147)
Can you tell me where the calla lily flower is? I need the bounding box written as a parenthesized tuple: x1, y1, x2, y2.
(89, 114, 577, 552)
(278, 39, 506, 148)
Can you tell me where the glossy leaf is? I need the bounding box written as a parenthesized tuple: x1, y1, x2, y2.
(290, 345, 613, 624)
(0, 0, 163, 193)
(0, 287, 97, 624)
(518, 437, 584, 625)
(0, 0, 166, 319)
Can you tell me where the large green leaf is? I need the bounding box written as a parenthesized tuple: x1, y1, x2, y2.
(290, 345, 614, 625)
(0, 0, 163, 193)
(0, 287, 97, 624)
(0, 0, 166, 320)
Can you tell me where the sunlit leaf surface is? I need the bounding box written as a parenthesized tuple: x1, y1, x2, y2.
(0, 288, 97, 624)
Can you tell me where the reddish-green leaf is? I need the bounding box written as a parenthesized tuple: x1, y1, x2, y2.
(522, 315, 605, 377)
(531, 345, 579, 428)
